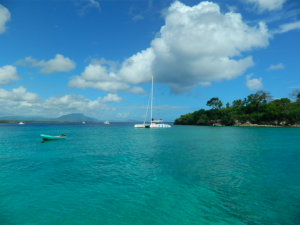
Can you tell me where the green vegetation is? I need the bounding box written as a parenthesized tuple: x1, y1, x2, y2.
(174, 90, 300, 126)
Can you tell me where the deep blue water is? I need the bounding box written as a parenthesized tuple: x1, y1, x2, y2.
(1, 123, 300, 224)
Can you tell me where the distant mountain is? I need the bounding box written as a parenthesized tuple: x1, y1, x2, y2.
(0, 113, 99, 122)
(55, 113, 99, 122)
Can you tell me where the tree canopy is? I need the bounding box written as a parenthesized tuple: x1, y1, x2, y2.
(288, 89, 300, 102)
(174, 90, 300, 126)
(206, 97, 223, 110)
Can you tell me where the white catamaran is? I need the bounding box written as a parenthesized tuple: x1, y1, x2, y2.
(134, 77, 171, 129)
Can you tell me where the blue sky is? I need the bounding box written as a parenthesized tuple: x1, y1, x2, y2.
(0, 0, 299, 121)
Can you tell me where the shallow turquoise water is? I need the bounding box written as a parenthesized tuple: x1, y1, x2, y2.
(1, 123, 300, 224)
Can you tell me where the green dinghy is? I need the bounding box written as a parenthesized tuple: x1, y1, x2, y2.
(41, 134, 66, 142)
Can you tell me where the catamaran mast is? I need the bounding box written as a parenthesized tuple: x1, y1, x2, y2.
(150, 76, 153, 125)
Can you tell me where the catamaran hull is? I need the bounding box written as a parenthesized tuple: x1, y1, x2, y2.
(150, 124, 171, 128)
(134, 124, 150, 128)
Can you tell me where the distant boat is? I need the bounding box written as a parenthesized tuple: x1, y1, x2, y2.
(104, 121, 110, 124)
(41, 134, 66, 142)
(134, 77, 171, 128)
(19, 122, 24, 125)
(82, 121, 85, 124)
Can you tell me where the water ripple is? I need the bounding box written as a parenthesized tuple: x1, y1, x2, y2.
(0, 124, 300, 224)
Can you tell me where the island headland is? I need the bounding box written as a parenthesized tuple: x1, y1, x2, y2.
(174, 90, 300, 127)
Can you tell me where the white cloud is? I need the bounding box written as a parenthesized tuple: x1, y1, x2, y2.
(246, 0, 286, 11)
(44, 94, 105, 111)
(68, 61, 146, 94)
(227, 5, 238, 13)
(44, 93, 122, 112)
(0, 65, 21, 85)
(79, 0, 101, 16)
(68, 76, 130, 92)
(199, 82, 211, 87)
(126, 86, 147, 95)
(68, 63, 129, 91)
(70, 1, 271, 94)
(118, 47, 155, 85)
(0, 4, 10, 34)
(117, 112, 130, 118)
(132, 15, 144, 21)
(118, 1, 270, 93)
(273, 21, 300, 34)
(245, 74, 263, 90)
(68, 62, 146, 94)
(0, 92, 122, 118)
(0, 86, 40, 102)
(87, 0, 100, 9)
(101, 93, 123, 103)
(15, 54, 76, 74)
(267, 63, 284, 71)
(90, 58, 118, 72)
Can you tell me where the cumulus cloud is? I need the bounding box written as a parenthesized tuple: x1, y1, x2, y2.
(0, 92, 122, 118)
(44, 95, 106, 111)
(267, 63, 284, 71)
(68, 61, 146, 94)
(0, 65, 21, 85)
(199, 82, 211, 87)
(117, 112, 130, 118)
(68, 63, 129, 91)
(273, 21, 300, 34)
(126, 86, 147, 95)
(245, 74, 263, 90)
(68, 76, 130, 92)
(0, 4, 10, 34)
(44, 93, 122, 112)
(0, 86, 40, 102)
(90, 58, 118, 72)
(70, 1, 271, 94)
(15, 54, 76, 74)
(118, 1, 270, 93)
(246, 0, 286, 11)
(101, 93, 123, 103)
(0, 87, 41, 116)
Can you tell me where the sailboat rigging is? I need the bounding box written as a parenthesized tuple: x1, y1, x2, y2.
(134, 77, 171, 128)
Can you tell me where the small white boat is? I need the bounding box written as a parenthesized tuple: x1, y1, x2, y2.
(135, 77, 171, 129)
(104, 121, 110, 124)
(82, 121, 85, 124)
(19, 122, 24, 125)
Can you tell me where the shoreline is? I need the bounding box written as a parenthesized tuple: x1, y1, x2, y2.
(175, 120, 300, 127)
(211, 124, 300, 127)
(175, 124, 300, 127)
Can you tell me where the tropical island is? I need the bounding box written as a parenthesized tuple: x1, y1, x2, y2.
(174, 89, 300, 127)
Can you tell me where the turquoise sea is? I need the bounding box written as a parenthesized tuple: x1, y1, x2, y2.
(1, 123, 300, 225)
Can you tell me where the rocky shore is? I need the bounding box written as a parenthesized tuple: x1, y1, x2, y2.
(207, 120, 300, 127)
